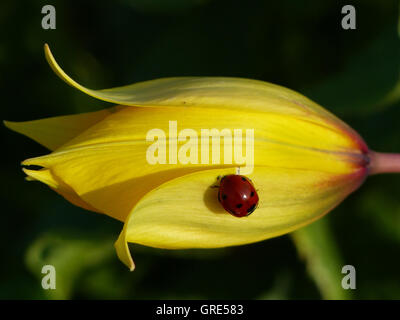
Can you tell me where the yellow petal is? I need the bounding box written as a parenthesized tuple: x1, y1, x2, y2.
(20, 105, 366, 222)
(44, 43, 365, 144)
(115, 166, 365, 270)
(22, 168, 101, 213)
(4, 108, 116, 151)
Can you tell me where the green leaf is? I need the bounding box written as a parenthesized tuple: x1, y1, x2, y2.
(25, 230, 114, 299)
(291, 218, 352, 300)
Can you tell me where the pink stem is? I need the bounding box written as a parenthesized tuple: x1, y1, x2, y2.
(368, 151, 400, 175)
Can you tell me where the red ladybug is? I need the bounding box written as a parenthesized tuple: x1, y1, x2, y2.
(217, 174, 259, 217)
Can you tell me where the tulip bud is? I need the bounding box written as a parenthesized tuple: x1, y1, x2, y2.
(5, 45, 400, 271)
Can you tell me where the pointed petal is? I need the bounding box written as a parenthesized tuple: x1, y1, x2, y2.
(4, 109, 115, 150)
(116, 166, 365, 270)
(115, 230, 135, 271)
(44, 44, 360, 133)
(23, 168, 101, 213)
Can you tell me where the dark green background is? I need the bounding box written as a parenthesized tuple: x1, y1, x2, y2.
(1, 0, 400, 299)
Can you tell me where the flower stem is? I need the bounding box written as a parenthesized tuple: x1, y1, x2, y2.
(368, 151, 400, 175)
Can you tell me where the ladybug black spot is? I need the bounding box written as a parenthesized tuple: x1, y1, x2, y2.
(250, 191, 255, 197)
(247, 204, 256, 214)
(236, 203, 243, 208)
(241, 177, 246, 182)
(222, 194, 227, 200)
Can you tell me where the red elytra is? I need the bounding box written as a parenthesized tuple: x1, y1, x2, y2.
(217, 174, 259, 217)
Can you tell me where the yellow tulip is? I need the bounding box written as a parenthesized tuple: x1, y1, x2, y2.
(5, 44, 400, 271)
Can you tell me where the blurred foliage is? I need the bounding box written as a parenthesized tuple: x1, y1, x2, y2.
(1, 0, 400, 299)
(25, 231, 115, 299)
(292, 220, 352, 300)
(303, 24, 400, 116)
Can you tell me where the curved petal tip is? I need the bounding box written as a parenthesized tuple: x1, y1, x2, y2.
(44, 43, 97, 100)
(115, 229, 135, 271)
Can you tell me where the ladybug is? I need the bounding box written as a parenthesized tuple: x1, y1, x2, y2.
(217, 174, 259, 217)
